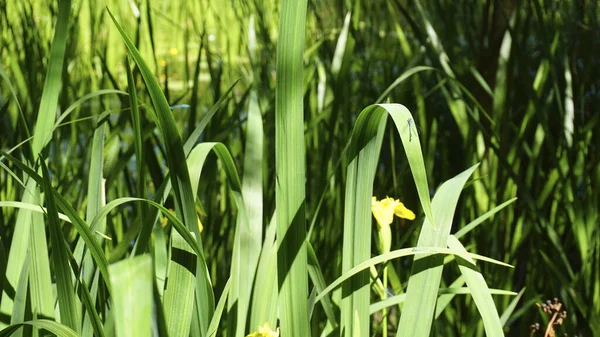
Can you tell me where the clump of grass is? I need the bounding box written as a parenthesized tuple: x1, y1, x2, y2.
(0, 0, 598, 336)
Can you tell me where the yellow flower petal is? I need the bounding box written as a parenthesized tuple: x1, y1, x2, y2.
(371, 196, 415, 227)
(161, 208, 176, 228)
(246, 323, 279, 337)
(197, 217, 203, 233)
(394, 202, 415, 220)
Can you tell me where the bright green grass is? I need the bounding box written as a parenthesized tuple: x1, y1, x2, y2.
(0, 1, 598, 336)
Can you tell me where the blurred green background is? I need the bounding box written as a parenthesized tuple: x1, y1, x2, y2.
(1, 0, 598, 336)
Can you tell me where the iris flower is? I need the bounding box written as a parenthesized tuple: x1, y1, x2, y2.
(371, 196, 415, 227)
(371, 196, 415, 254)
(246, 323, 279, 337)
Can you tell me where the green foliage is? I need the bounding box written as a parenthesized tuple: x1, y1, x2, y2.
(0, 0, 598, 336)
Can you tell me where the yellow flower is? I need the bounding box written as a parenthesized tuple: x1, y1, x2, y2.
(372, 196, 415, 254)
(169, 47, 179, 56)
(246, 322, 279, 337)
(196, 217, 203, 232)
(371, 196, 415, 228)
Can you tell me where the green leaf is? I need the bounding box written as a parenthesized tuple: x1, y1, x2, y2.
(370, 287, 516, 314)
(207, 279, 231, 337)
(396, 164, 479, 337)
(0, 320, 77, 337)
(307, 242, 338, 328)
(40, 157, 80, 332)
(447, 235, 503, 337)
(164, 231, 197, 337)
(500, 287, 525, 326)
(454, 198, 518, 239)
(109, 255, 153, 337)
(30, 0, 71, 155)
(249, 214, 278, 332)
(275, 0, 310, 336)
(318, 246, 510, 305)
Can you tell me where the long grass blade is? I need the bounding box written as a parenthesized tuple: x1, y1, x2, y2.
(371, 287, 516, 314)
(30, 0, 71, 155)
(318, 246, 510, 304)
(164, 231, 197, 337)
(227, 88, 263, 337)
(249, 214, 278, 331)
(40, 158, 80, 332)
(207, 280, 231, 337)
(275, 0, 310, 336)
(447, 235, 503, 337)
(0, 320, 77, 337)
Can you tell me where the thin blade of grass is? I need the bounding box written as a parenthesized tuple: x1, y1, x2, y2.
(54, 89, 128, 128)
(88, 197, 202, 258)
(132, 80, 238, 260)
(40, 158, 80, 332)
(183, 81, 239, 155)
(28, 191, 54, 325)
(207, 279, 231, 337)
(307, 242, 338, 329)
(454, 197, 518, 239)
(375, 66, 436, 104)
(414, 0, 470, 140)
(500, 287, 525, 326)
(331, 11, 351, 79)
(0, 202, 70, 222)
(77, 272, 105, 337)
(447, 235, 504, 336)
(563, 56, 574, 147)
(318, 246, 510, 305)
(491, 13, 516, 127)
(0, 320, 78, 337)
(30, 0, 71, 155)
(126, 59, 147, 234)
(371, 287, 516, 314)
